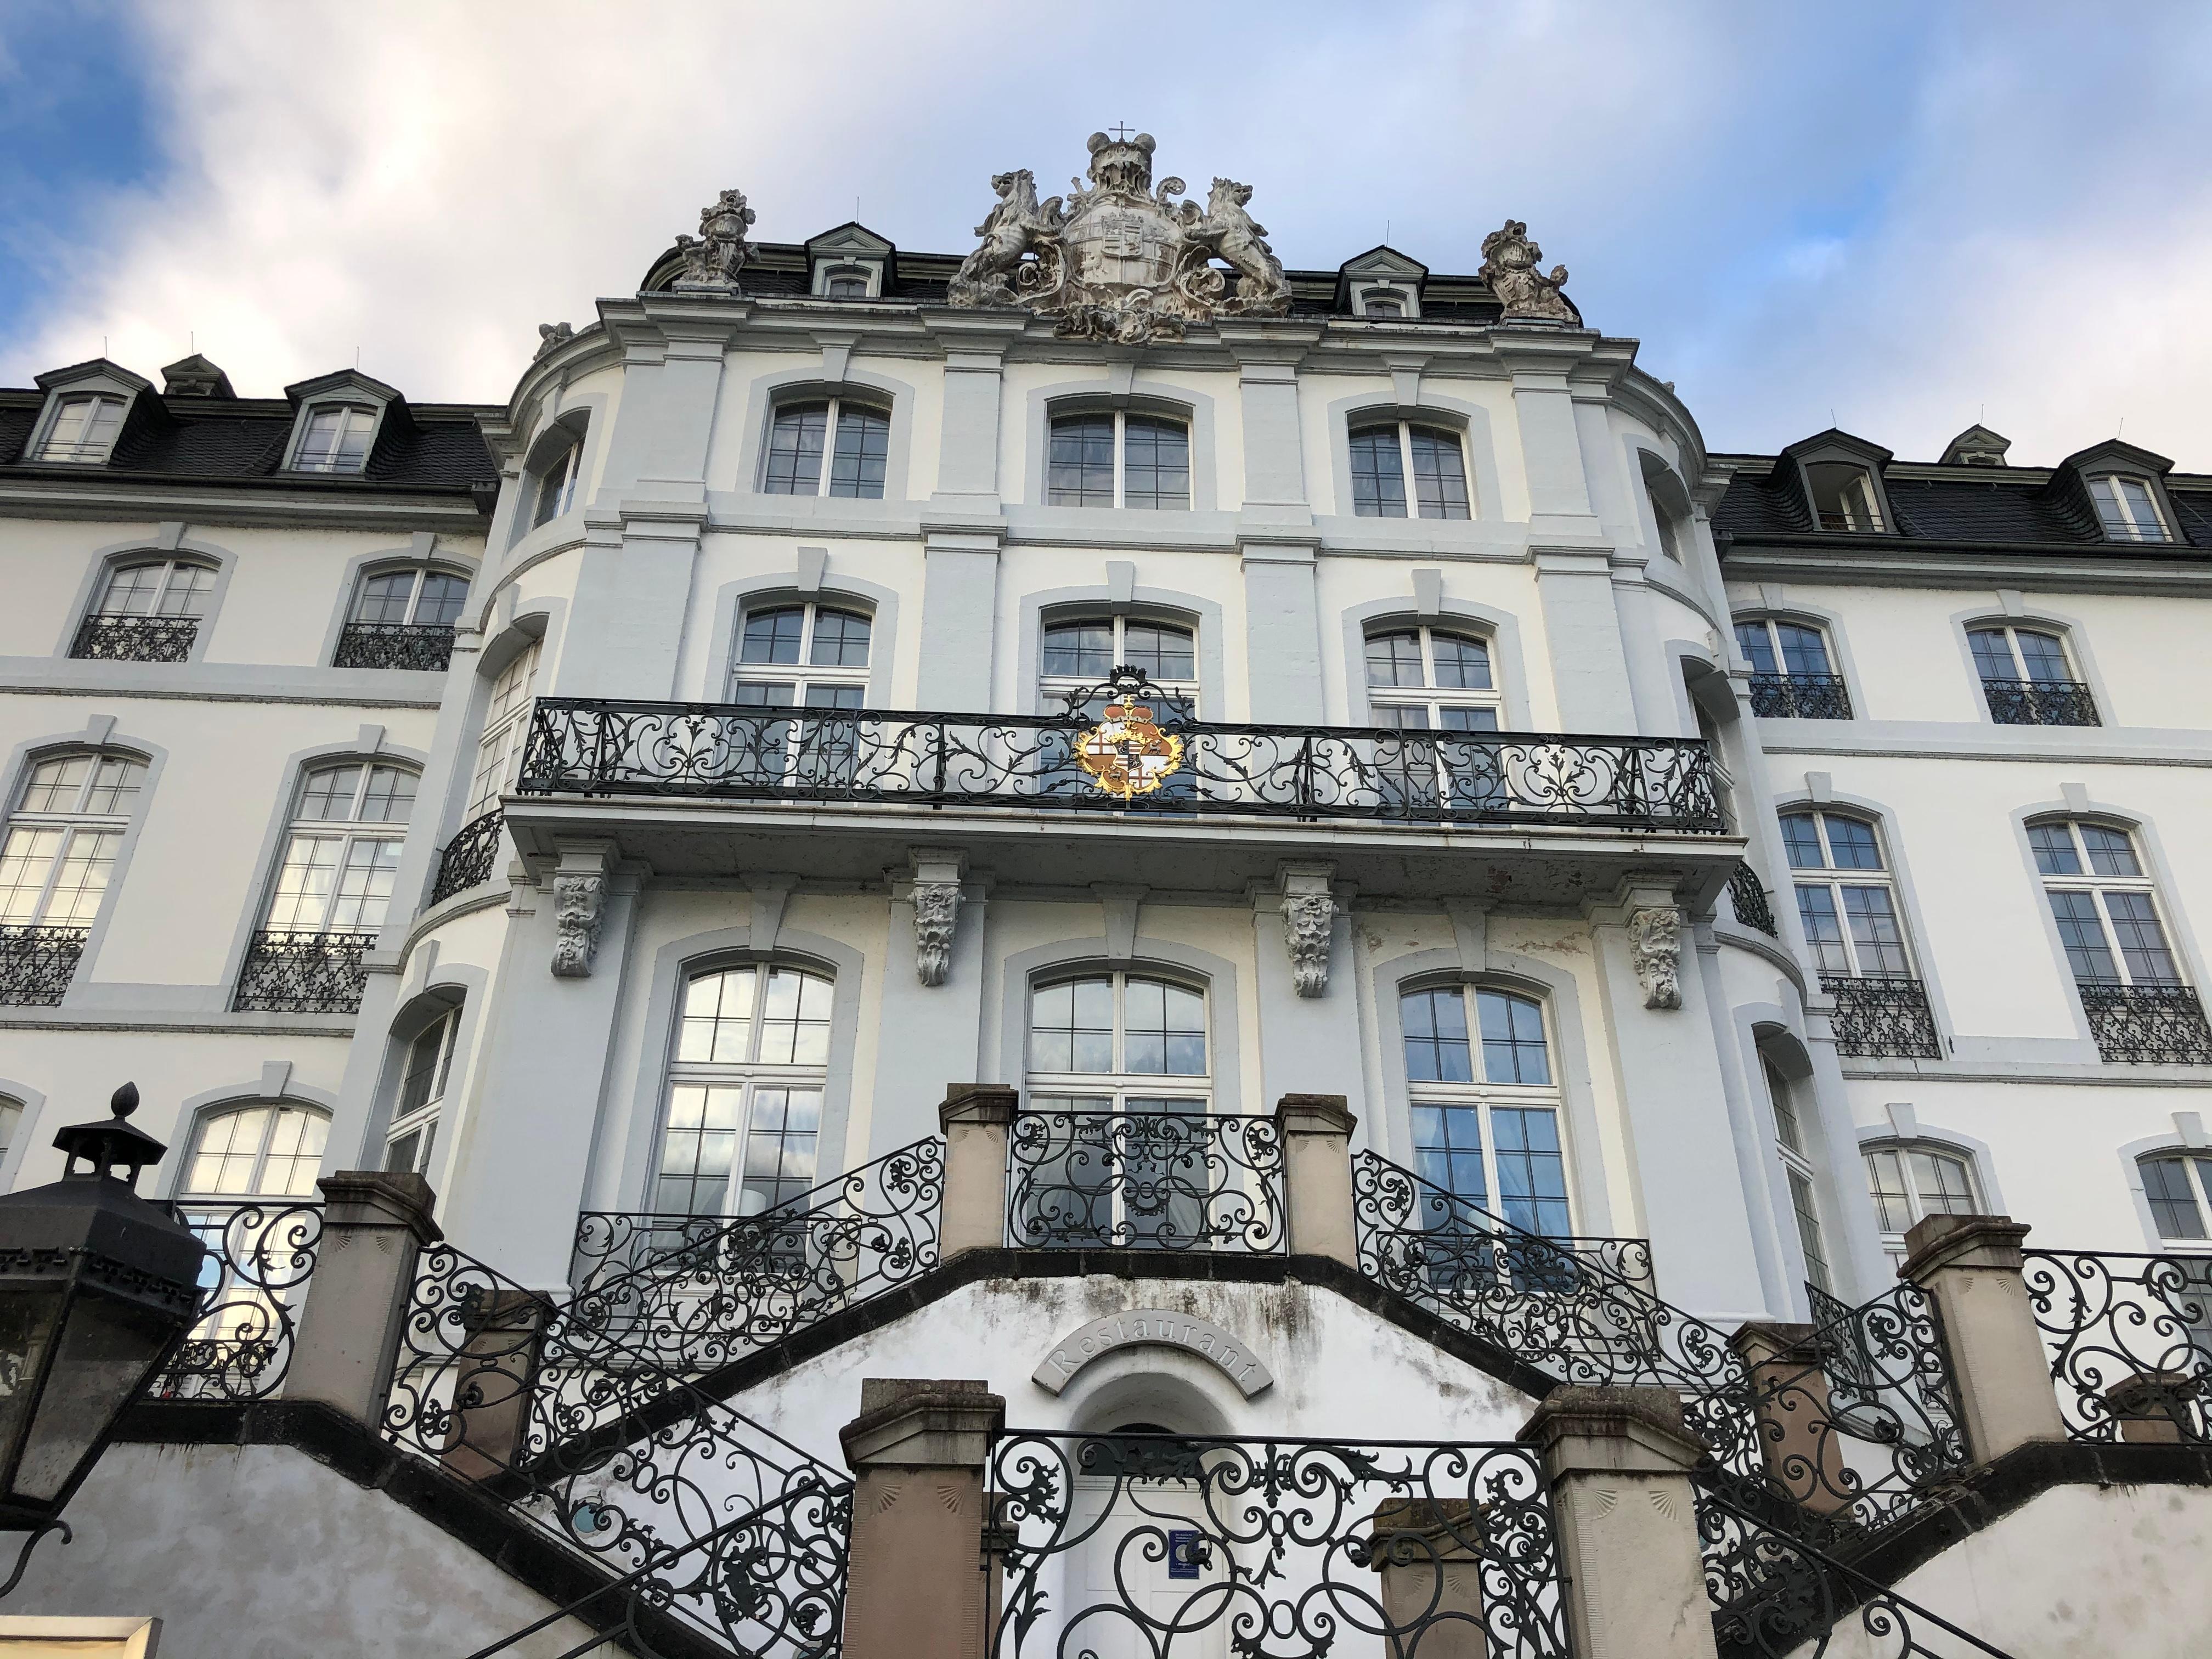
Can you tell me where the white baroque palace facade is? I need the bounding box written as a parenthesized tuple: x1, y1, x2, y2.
(4, 133, 2211, 1658)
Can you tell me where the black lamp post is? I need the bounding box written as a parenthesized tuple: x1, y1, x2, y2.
(0, 1083, 206, 1588)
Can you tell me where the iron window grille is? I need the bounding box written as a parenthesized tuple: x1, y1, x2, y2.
(1980, 678, 2100, 726)
(1820, 975, 1942, 1059)
(430, 808, 505, 905)
(1726, 863, 1779, 935)
(0, 926, 87, 1006)
(2079, 985, 2212, 1066)
(332, 622, 456, 672)
(1746, 672, 1853, 719)
(233, 930, 375, 1013)
(67, 614, 198, 662)
(1969, 624, 2097, 725)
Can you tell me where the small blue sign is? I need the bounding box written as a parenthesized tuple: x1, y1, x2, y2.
(1167, 1528, 1204, 1580)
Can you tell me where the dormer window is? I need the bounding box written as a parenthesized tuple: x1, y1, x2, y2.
(1362, 292, 1406, 319)
(295, 404, 377, 473)
(1806, 463, 1884, 533)
(2088, 476, 2169, 543)
(37, 394, 127, 464)
(823, 269, 870, 301)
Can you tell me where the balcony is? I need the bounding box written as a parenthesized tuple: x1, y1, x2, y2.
(1821, 974, 1942, 1059)
(1746, 672, 1852, 720)
(332, 620, 456, 672)
(233, 929, 374, 1014)
(507, 673, 1741, 904)
(2079, 984, 2212, 1065)
(0, 924, 86, 1006)
(1981, 678, 2099, 726)
(69, 614, 198, 662)
(430, 808, 505, 904)
(1725, 862, 1778, 936)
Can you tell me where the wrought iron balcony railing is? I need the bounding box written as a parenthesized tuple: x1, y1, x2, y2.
(1820, 974, 1942, 1058)
(1980, 676, 2099, 726)
(0, 923, 87, 1006)
(69, 613, 199, 662)
(2078, 983, 2212, 1065)
(332, 619, 457, 672)
(1007, 1109, 1284, 1252)
(233, 929, 375, 1013)
(1746, 672, 1852, 720)
(155, 1199, 323, 1402)
(1725, 862, 1778, 936)
(430, 808, 505, 905)
(516, 676, 1729, 832)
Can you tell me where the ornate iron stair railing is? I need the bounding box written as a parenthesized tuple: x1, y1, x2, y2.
(154, 1198, 324, 1402)
(1004, 1109, 1283, 1252)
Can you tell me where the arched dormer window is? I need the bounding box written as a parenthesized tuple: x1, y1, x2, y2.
(335, 565, 469, 672)
(292, 404, 378, 474)
(1048, 409, 1190, 511)
(37, 393, 128, 464)
(1805, 462, 1884, 532)
(823, 268, 871, 301)
(1399, 983, 1569, 1237)
(656, 962, 833, 1216)
(763, 397, 889, 500)
(1348, 420, 1470, 520)
(71, 556, 217, 663)
(2088, 475, 2170, 543)
(2, 748, 146, 1003)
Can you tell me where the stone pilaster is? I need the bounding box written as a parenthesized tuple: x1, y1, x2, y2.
(937, 1084, 1017, 1259)
(286, 1171, 442, 1430)
(1899, 1214, 2066, 1462)
(1273, 1093, 1358, 1268)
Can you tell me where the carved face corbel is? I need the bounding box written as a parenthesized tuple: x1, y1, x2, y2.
(1628, 906, 1684, 1011)
(550, 841, 619, 978)
(1278, 862, 1339, 998)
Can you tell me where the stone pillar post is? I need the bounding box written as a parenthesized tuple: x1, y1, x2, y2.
(286, 1171, 441, 1429)
(1273, 1094, 1358, 1268)
(1899, 1214, 2065, 1462)
(1369, 1498, 1485, 1657)
(1518, 1387, 1719, 1659)
(838, 1378, 1006, 1659)
(938, 1084, 1017, 1259)
(1727, 1321, 1848, 1516)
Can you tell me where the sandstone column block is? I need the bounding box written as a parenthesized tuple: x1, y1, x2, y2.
(1899, 1213, 2066, 1462)
(287, 1170, 442, 1430)
(1273, 1093, 1358, 1268)
(938, 1084, 1018, 1259)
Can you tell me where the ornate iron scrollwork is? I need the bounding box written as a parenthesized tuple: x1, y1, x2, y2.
(0, 924, 87, 1006)
(431, 809, 506, 905)
(2078, 984, 2212, 1064)
(1980, 678, 2099, 727)
(332, 620, 457, 672)
(154, 1200, 324, 1401)
(68, 614, 200, 663)
(2023, 1248, 2212, 1441)
(1728, 863, 1779, 936)
(232, 929, 375, 1013)
(1006, 1109, 1284, 1253)
(1746, 673, 1852, 720)
(1820, 975, 1942, 1059)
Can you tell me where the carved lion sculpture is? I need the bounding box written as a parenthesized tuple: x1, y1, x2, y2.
(948, 169, 1064, 307)
(1194, 178, 1289, 312)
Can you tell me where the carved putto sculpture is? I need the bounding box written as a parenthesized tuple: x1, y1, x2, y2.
(1629, 906, 1683, 1011)
(534, 321, 573, 359)
(946, 130, 1291, 345)
(674, 187, 757, 289)
(1479, 220, 1579, 324)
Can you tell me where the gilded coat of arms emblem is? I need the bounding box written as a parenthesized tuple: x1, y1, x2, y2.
(1073, 670, 1186, 800)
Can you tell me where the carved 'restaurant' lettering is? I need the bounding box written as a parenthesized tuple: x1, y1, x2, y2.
(1031, 1307, 1274, 1398)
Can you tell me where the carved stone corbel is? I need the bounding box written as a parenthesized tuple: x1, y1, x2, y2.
(550, 842, 617, 978)
(906, 848, 968, 988)
(1279, 863, 1338, 998)
(1628, 906, 1683, 1010)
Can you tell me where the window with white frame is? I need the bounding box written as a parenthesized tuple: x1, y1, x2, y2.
(1967, 624, 2097, 725)
(1349, 421, 1471, 520)
(1400, 985, 1570, 1237)
(2089, 475, 2169, 543)
(2031, 819, 2184, 990)
(1364, 625, 1500, 732)
(467, 642, 541, 819)
(1805, 462, 1884, 532)
(385, 1007, 459, 1176)
(655, 964, 832, 1216)
(1735, 618, 1837, 681)
(180, 1103, 330, 1199)
(1759, 1056, 1831, 1294)
(531, 434, 584, 528)
(258, 761, 415, 938)
(1026, 973, 1210, 1112)
(1864, 1141, 1978, 1255)
(2141, 1152, 2212, 1243)
(762, 398, 890, 500)
(1647, 489, 1683, 561)
(293, 404, 379, 473)
(822, 268, 871, 300)
(1040, 616, 1197, 716)
(730, 602, 871, 709)
(1047, 411, 1191, 510)
(349, 566, 469, 630)
(91, 557, 217, 624)
(37, 393, 127, 463)
(0, 1096, 19, 1173)
(1361, 290, 1407, 318)
(1, 750, 146, 929)
(1781, 810, 1915, 980)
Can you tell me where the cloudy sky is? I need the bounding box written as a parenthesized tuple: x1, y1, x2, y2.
(3, 1, 2208, 465)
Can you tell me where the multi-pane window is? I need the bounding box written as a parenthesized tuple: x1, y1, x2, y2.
(1967, 625, 2096, 725)
(1047, 411, 1191, 510)
(386, 1008, 459, 1177)
(1805, 463, 1884, 532)
(468, 642, 541, 819)
(1349, 421, 1471, 520)
(294, 405, 379, 473)
(2141, 1153, 2212, 1242)
(92, 558, 217, 623)
(351, 567, 469, 629)
(2089, 476, 2169, 543)
(1735, 617, 1850, 720)
(1, 751, 145, 928)
(761, 399, 890, 500)
(823, 268, 870, 300)
(656, 964, 832, 1216)
(1400, 986, 1569, 1236)
(37, 393, 127, 463)
(2030, 820, 2181, 989)
(1759, 1058, 1830, 1293)
(1781, 810, 1914, 979)
(1361, 292, 1407, 318)
(730, 603, 870, 708)
(1040, 617, 1197, 716)
(1026, 973, 1209, 1109)
(259, 762, 415, 936)
(180, 1104, 330, 1199)
(1864, 1142, 1978, 1252)
(1364, 627, 1501, 732)
(531, 437, 583, 528)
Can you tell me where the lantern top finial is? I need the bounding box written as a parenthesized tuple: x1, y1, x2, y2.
(53, 1082, 167, 1187)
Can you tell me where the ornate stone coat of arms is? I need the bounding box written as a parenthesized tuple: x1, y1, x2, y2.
(947, 131, 1292, 344)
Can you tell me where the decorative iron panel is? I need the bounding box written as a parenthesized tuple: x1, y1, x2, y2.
(333, 620, 458, 672)
(1979, 678, 2099, 726)
(232, 929, 375, 1013)
(2022, 1249, 2212, 1441)
(1727, 863, 1779, 936)
(985, 1430, 1571, 1659)
(516, 679, 1729, 831)
(155, 1200, 323, 1401)
(570, 1139, 943, 1377)
(1746, 673, 1852, 720)
(386, 1241, 850, 1658)
(0, 924, 87, 1006)
(1820, 975, 1942, 1059)
(2078, 984, 2212, 1064)
(68, 614, 199, 662)
(1006, 1110, 1284, 1252)
(430, 808, 505, 905)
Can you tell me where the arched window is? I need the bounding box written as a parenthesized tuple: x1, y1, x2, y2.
(180, 1103, 330, 1199)
(1047, 411, 1190, 511)
(1780, 808, 1939, 1058)
(762, 398, 890, 500)
(531, 432, 584, 528)
(823, 268, 870, 301)
(730, 602, 871, 708)
(1364, 626, 1499, 732)
(386, 1006, 460, 1176)
(38, 393, 127, 463)
(258, 761, 416, 938)
(468, 641, 541, 820)
(1647, 488, 1682, 561)
(1348, 421, 1470, 520)
(2089, 476, 2169, 543)
(1361, 292, 1405, 319)
(1399, 985, 1568, 1236)
(293, 404, 377, 474)
(657, 964, 832, 1216)
(1805, 462, 1883, 532)
(335, 565, 469, 671)
(2140, 1152, 2212, 1242)
(1040, 616, 1197, 716)
(1028, 972, 1209, 1108)
(1967, 624, 2097, 726)
(2, 749, 145, 1003)
(71, 557, 217, 662)
(2031, 818, 2209, 1064)
(1864, 1141, 1978, 1255)
(1759, 1056, 1829, 1294)
(1734, 617, 1849, 719)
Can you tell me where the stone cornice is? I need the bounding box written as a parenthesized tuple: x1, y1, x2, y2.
(0, 476, 487, 532)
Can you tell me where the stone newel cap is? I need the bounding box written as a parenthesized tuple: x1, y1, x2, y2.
(1517, 1385, 1708, 1476)
(940, 1084, 1019, 1130)
(315, 1169, 443, 1244)
(840, 1377, 1006, 1470)
(1899, 1212, 2030, 1281)
(1728, 1320, 1825, 1369)
(1274, 1094, 1357, 1136)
